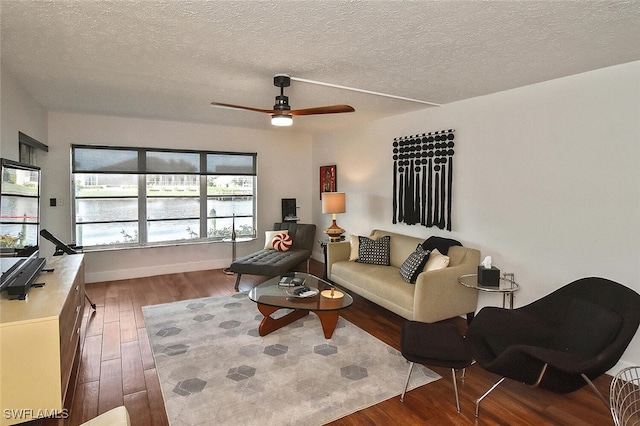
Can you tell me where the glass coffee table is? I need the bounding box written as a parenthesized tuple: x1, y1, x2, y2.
(248, 272, 353, 339)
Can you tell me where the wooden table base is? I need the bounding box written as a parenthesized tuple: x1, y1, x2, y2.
(256, 303, 340, 339)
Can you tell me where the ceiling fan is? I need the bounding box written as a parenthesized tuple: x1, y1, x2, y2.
(210, 74, 355, 127)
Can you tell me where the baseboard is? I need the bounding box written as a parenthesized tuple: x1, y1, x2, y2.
(85, 259, 229, 283)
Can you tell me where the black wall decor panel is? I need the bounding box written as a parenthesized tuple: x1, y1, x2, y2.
(392, 129, 455, 231)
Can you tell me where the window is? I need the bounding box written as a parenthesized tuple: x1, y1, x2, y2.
(72, 145, 256, 249)
(18, 132, 49, 166)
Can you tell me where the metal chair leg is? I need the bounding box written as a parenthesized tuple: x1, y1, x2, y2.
(400, 362, 414, 402)
(581, 373, 609, 408)
(451, 368, 462, 413)
(475, 377, 506, 417)
(234, 274, 242, 292)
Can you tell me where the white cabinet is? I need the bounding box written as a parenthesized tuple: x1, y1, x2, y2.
(0, 254, 85, 426)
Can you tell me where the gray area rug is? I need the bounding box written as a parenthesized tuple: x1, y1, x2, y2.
(143, 293, 440, 426)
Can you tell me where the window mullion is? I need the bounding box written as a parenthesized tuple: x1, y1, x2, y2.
(138, 151, 147, 245)
(138, 174, 147, 244)
(200, 175, 208, 238)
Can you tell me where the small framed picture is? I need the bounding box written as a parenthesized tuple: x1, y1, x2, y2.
(320, 165, 337, 199)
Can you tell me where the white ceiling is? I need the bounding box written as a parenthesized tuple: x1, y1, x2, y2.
(2, 1, 640, 135)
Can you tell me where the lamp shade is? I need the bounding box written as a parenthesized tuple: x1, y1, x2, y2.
(322, 192, 346, 214)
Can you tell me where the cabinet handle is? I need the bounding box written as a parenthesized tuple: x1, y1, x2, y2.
(76, 306, 81, 313)
(75, 285, 79, 291)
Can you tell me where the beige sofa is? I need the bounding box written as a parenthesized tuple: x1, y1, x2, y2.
(326, 230, 481, 323)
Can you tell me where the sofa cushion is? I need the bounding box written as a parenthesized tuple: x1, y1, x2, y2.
(424, 248, 449, 271)
(369, 230, 426, 268)
(356, 235, 391, 265)
(331, 260, 415, 314)
(399, 245, 430, 283)
(349, 234, 361, 261)
(264, 230, 288, 249)
(421, 236, 462, 255)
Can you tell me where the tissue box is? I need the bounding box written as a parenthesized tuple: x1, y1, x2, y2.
(478, 266, 500, 287)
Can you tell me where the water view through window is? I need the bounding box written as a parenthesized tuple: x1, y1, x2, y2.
(72, 146, 256, 249)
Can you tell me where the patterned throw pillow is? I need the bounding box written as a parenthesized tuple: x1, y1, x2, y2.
(272, 233, 292, 251)
(264, 230, 288, 249)
(399, 245, 431, 283)
(356, 235, 391, 265)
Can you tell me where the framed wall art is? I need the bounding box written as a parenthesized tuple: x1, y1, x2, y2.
(320, 165, 337, 199)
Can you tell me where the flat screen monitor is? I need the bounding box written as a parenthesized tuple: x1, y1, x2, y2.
(1, 158, 41, 252)
(1, 159, 42, 294)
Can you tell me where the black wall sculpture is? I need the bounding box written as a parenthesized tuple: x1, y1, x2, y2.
(392, 129, 455, 231)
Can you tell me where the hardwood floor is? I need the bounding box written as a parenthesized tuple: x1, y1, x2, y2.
(59, 259, 613, 425)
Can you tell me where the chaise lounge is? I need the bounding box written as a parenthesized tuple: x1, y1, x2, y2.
(230, 222, 316, 291)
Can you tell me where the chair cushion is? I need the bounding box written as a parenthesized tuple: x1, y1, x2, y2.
(399, 244, 430, 283)
(401, 321, 472, 367)
(356, 235, 391, 266)
(552, 298, 622, 357)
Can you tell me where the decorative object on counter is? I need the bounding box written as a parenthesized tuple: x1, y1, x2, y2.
(322, 191, 346, 241)
(392, 129, 455, 230)
(321, 287, 344, 299)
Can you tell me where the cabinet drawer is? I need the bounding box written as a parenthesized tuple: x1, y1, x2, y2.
(59, 278, 84, 399)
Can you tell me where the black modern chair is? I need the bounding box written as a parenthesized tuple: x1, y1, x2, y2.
(400, 321, 473, 412)
(466, 277, 640, 417)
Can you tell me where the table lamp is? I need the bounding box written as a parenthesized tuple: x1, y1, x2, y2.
(322, 192, 346, 241)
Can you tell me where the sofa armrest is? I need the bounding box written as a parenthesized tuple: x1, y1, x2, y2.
(412, 263, 480, 323)
(326, 241, 351, 281)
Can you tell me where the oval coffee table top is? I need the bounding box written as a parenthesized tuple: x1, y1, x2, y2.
(248, 272, 353, 311)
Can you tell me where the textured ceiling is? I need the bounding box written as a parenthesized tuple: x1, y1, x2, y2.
(2, 1, 640, 135)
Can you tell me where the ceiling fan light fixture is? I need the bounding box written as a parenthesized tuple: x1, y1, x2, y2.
(271, 114, 293, 126)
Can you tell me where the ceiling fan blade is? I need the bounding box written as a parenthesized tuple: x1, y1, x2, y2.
(289, 105, 355, 116)
(210, 102, 274, 114)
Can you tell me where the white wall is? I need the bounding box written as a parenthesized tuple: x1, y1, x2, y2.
(312, 60, 640, 369)
(45, 112, 313, 282)
(0, 67, 48, 161)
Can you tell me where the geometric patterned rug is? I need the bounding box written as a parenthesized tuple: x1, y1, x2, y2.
(142, 292, 440, 426)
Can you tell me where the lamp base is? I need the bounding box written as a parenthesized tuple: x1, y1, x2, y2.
(324, 220, 344, 242)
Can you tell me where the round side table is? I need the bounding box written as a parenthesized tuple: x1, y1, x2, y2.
(222, 237, 253, 275)
(458, 273, 519, 309)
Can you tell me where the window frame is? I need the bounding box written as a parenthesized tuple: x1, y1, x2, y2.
(71, 144, 257, 250)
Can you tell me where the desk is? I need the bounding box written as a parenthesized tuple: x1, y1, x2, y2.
(458, 273, 519, 309)
(222, 237, 252, 275)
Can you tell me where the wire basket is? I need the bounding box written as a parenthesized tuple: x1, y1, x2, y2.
(611, 366, 640, 426)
